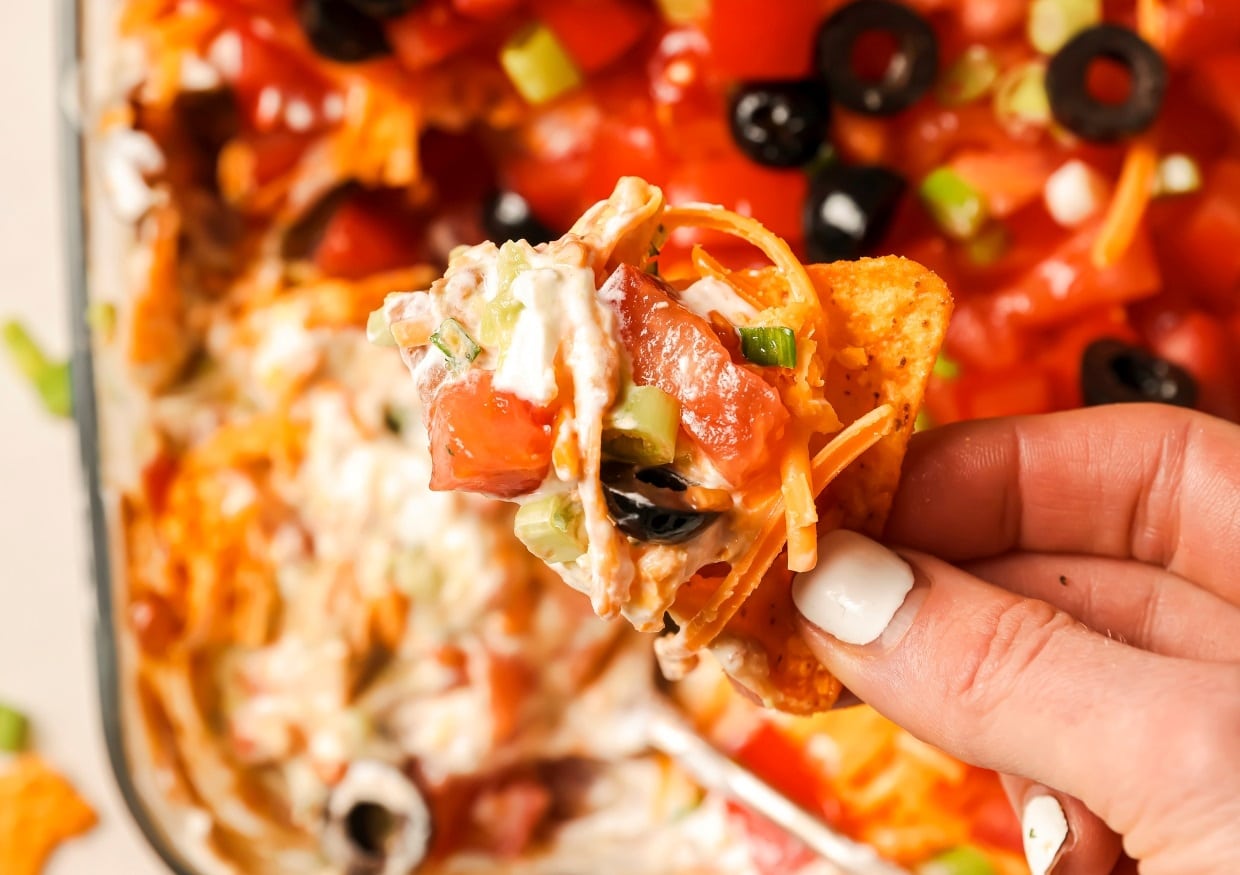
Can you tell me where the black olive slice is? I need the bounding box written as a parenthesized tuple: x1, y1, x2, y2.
(729, 79, 831, 168)
(815, 0, 939, 116)
(298, 0, 392, 64)
(803, 163, 906, 262)
(482, 190, 557, 246)
(601, 463, 720, 546)
(1046, 25, 1167, 142)
(1080, 338, 1197, 408)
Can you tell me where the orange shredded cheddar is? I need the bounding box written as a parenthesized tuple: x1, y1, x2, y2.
(812, 405, 897, 494)
(780, 434, 818, 573)
(689, 245, 770, 310)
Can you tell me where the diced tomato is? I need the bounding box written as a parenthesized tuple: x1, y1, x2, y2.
(1033, 306, 1137, 409)
(452, 0, 523, 19)
(704, 0, 827, 80)
(1164, 0, 1240, 66)
(982, 220, 1160, 331)
(831, 109, 892, 166)
(224, 26, 335, 134)
(531, 0, 653, 74)
(1193, 52, 1240, 133)
(240, 129, 317, 186)
(964, 368, 1056, 419)
(387, 0, 490, 71)
(471, 779, 553, 857)
(728, 801, 819, 875)
(602, 265, 790, 485)
(954, 0, 1025, 40)
(733, 722, 841, 821)
(949, 147, 1056, 218)
(943, 298, 1027, 371)
(967, 792, 1024, 853)
(1164, 160, 1240, 307)
(312, 191, 426, 279)
(1144, 309, 1240, 422)
(427, 370, 555, 498)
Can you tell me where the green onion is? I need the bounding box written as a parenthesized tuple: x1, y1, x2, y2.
(1028, 0, 1102, 55)
(963, 222, 1010, 266)
(920, 167, 989, 241)
(430, 318, 481, 364)
(739, 326, 797, 368)
(604, 383, 681, 467)
(932, 353, 960, 380)
(655, 0, 708, 23)
(3, 321, 72, 418)
(0, 703, 29, 753)
(915, 845, 997, 875)
(514, 494, 587, 564)
(914, 409, 934, 432)
(500, 23, 583, 105)
(993, 62, 1052, 133)
(479, 242, 528, 347)
(366, 307, 397, 347)
(936, 46, 999, 107)
(1153, 153, 1203, 197)
(87, 302, 117, 337)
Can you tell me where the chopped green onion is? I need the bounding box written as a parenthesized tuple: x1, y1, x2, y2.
(993, 62, 1052, 133)
(964, 222, 1010, 266)
(914, 409, 934, 432)
(1028, 0, 1102, 55)
(739, 326, 797, 368)
(915, 845, 997, 875)
(87, 302, 117, 337)
(430, 318, 481, 364)
(936, 46, 999, 107)
(920, 167, 988, 241)
(480, 242, 529, 347)
(500, 23, 583, 105)
(2, 321, 72, 418)
(514, 494, 587, 564)
(366, 307, 397, 347)
(655, 0, 708, 23)
(1153, 153, 1203, 197)
(0, 703, 29, 753)
(604, 383, 682, 466)
(932, 353, 960, 380)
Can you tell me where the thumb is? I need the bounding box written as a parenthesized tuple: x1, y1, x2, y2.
(791, 529, 1180, 825)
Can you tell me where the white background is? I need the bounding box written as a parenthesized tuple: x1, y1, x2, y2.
(0, 2, 165, 872)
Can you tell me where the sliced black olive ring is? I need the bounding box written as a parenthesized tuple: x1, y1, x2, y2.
(601, 463, 721, 546)
(729, 79, 832, 168)
(482, 190, 557, 247)
(803, 163, 907, 262)
(346, 0, 422, 18)
(1046, 24, 1167, 142)
(814, 0, 939, 116)
(298, 0, 393, 63)
(1080, 338, 1198, 409)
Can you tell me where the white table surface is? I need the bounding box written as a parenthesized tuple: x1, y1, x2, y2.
(0, 3, 166, 873)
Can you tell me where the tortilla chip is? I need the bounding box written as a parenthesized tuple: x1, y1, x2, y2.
(708, 256, 952, 715)
(0, 755, 98, 875)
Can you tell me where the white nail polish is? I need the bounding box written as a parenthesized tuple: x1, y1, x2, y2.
(791, 529, 914, 645)
(1022, 795, 1069, 875)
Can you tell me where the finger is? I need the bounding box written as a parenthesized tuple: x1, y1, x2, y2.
(960, 553, 1240, 661)
(790, 531, 1198, 826)
(998, 775, 1123, 875)
(884, 405, 1240, 604)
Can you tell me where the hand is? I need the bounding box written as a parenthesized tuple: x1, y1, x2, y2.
(791, 405, 1240, 875)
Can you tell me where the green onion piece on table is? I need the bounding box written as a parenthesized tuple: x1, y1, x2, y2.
(739, 326, 797, 368)
(514, 494, 587, 564)
(604, 383, 681, 466)
(430, 318, 482, 364)
(500, 23, 583, 105)
(932, 352, 961, 380)
(964, 222, 1010, 266)
(2, 321, 72, 418)
(936, 46, 999, 106)
(1028, 0, 1102, 55)
(916, 845, 997, 875)
(0, 703, 29, 753)
(920, 168, 989, 241)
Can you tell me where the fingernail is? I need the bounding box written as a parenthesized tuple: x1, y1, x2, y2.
(1022, 794, 1069, 875)
(791, 529, 915, 645)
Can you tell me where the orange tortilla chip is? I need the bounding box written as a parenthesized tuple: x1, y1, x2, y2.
(704, 256, 952, 714)
(0, 755, 98, 875)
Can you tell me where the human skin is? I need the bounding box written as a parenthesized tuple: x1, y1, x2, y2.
(792, 405, 1240, 875)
